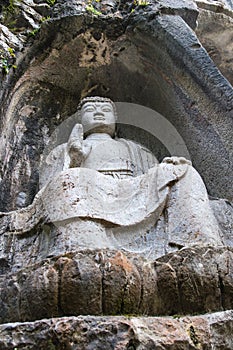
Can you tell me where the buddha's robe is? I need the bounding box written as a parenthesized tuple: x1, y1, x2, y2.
(5, 136, 223, 254)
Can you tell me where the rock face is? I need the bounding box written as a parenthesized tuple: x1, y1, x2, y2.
(195, 0, 233, 86)
(0, 0, 232, 348)
(1, 246, 233, 323)
(0, 312, 233, 350)
(0, 0, 232, 212)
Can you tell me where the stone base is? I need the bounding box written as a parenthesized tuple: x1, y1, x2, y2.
(0, 311, 233, 349)
(1, 246, 233, 324)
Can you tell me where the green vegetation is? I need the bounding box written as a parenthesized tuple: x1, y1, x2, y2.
(86, 4, 102, 15)
(85, 0, 102, 16)
(28, 28, 40, 37)
(6, 0, 19, 13)
(46, 0, 56, 6)
(2, 0, 20, 32)
(172, 314, 181, 319)
(130, 0, 150, 13)
(85, 0, 150, 15)
(8, 47, 16, 58)
(41, 16, 51, 22)
(1, 58, 17, 75)
(135, 0, 149, 5)
(0, 48, 17, 75)
(2, 0, 53, 32)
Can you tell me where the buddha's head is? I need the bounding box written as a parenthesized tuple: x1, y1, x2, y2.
(77, 96, 117, 137)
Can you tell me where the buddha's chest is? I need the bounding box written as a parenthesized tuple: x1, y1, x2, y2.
(82, 139, 136, 176)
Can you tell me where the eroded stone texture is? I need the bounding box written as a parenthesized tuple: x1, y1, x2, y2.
(0, 0, 232, 347)
(0, 311, 233, 349)
(195, 0, 233, 86)
(1, 247, 233, 323)
(0, 97, 226, 269)
(0, 0, 232, 212)
(0, 161, 226, 263)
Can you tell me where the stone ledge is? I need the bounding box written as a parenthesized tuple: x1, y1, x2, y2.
(0, 311, 233, 349)
(196, 0, 233, 17)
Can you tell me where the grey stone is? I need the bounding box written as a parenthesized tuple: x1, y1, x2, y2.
(211, 198, 233, 246)
(0, 0, 232, 347)
(1, 247, 233, 323)
(0, 1, 232, 211)
(196, 1, 233, 86)
(0, 311, 233, 349)
(16, 191, 27, 208)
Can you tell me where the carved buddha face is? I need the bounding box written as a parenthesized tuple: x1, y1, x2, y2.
(81, 101, 116, 137)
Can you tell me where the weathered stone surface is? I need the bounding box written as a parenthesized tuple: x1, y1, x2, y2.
(0, 262, 59, 323)
(0, 99, 231, 324)
(0, 311, 233, 349)
(59, 253, 103, 316)
(211, 198, 233, 246)
(2, 247, 233, 323)
(195, 0, 233, 86)
(0, 164, 229, 268)
(0, 0, 232, 347)
(0, 0, 232, 213)
(1, 0, 50, 32)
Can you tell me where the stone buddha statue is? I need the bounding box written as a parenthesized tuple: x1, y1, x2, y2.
(40, 96, 157, 185)
(68, 96, 157, 178)
(0, 96, 226, 323)
(3, 96, 223, 260)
